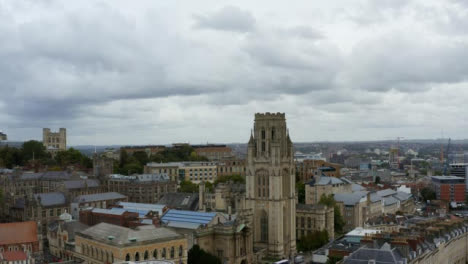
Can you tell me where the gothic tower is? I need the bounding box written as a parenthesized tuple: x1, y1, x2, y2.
(246, 112, 296, 258)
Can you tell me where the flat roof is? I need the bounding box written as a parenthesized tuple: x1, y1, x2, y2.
(431, 176, 465, 180)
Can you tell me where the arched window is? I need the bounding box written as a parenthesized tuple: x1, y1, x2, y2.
(179, 245, 183, 257)
(170, 247, 175, 258)
(153, 249, 158, 259)
(144, 250, 149, 260)
(125, 253, 130, 261)
(111, 253, 114, 263)
(260, 210, 268, 242)
(91, 247, 94, 258)
(135, 252, 140, 261)
(162, 248, 166, 259)
(271, 127, 276, 140)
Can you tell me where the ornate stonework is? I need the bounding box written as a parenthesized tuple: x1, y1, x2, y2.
(245, 112, 296, 259)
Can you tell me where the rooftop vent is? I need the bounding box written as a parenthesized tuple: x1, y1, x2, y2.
(107, 236, 114, 241)
(129, 237, 137, 242)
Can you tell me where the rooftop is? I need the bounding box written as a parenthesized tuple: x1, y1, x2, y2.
(64, 179, 99, 189)
(74, 192, 126, 203)
(34, 192, 67, 207)
(1, 251, 28, 261)
(0, 221, 38, 246)
(77, 223, 183, 246)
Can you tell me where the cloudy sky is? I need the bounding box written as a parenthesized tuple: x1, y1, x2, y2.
(1, 0, 468, 145)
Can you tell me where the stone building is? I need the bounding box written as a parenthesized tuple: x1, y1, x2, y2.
(245, 112, 296, 258)
(0, 132, 6, 141)
(43, 128, 66, 154)
(199, 181, 246, 213)
(9, 192, 70, 238)
(217, 159, 246, 177)
(120, 145, 166, 156)
(305, 176, 352, 205)
(93, 154, 114, 179)
(104, 174, 177, 204)
(47, 213, 88, 261)
(161, 209, 252, 264)
(296, 204, 334, 240)
(75, 223, 187, 264)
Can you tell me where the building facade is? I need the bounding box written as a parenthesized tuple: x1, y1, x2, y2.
(193, 144, 234, 161)
(104, 174, 177, 204)
(432, 176, 465, 203)
(296, 160, 342, 183)
(43, 128, 66, 154)
(296, 204, 334, 240)
(245, 112, 296, 258)
(75, 223, 187, 264)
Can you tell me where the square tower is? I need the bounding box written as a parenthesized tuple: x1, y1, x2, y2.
(245, 112, 296, 259)
(43, 128, 67, 154)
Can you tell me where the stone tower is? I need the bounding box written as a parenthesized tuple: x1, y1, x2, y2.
(43, 128, 67, 152)
(246, 112, 296, 258)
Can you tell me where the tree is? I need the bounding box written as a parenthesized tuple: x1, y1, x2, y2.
(22, 140, 48, 161)
(326, 255, 343, 264)
(179, 180, 199, 193)
(55, 148, 92, 168)
(375, 176, 381, 184)
(214, 174, 245, 185)
(296, 181, 305, 204)
(420, 187, 436, 202)
(319, 194, 345, 235)
(297, 230, 329, 252)
(188, 245, 221, 264)
(132, 151, 149, 166)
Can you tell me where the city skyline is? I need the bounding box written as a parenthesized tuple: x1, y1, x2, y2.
(2, 0, 468, 145)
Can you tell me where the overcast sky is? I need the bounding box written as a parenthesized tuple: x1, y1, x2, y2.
(1, 0, 468, 145)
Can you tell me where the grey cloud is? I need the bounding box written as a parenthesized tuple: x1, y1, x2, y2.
(341, 35, 468, 92)
(193, 6, 255, 32)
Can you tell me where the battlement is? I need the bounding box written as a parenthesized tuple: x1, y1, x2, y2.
(254, 112, 285, 119)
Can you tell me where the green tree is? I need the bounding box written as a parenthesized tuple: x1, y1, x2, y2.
(179, 180, 199, 193)
(0, 146, 23, 168)
(326, 255, 343, 264)
(188, 245, 222, 264)
(132, 151, 149, 166)
(297, 230, 329, 252)
(319, 194, 345, 235)
(55, 148, 93, 168)
(420, 187, 436, 201)
(296, 181, 305, 204)
(214, 174, 245, 185)
(375, 176, 381, 184)
(22, 140, 48, 161)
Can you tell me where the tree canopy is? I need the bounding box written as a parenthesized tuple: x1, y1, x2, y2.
(420, 187, 436, 202)
(297, 230, 329, 252)
(319, 194, 345, 235)
(188, 245, 221, 264)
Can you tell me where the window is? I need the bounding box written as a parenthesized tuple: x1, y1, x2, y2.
(170, 247, 175, 258)
(135, 252, 140, 261)
(261, 129, 265, 139)
(179, 246, 183, 257)
(162, 248, 166, 259)
(271, 127, 276, 140)
(56, 208, 61, 216)
(260, 211, 268, 242)
(144, 250, 149, 260)
(261, 142, 265, 152)
(153, 249, 158, 259)
(125, 254, 130, 261)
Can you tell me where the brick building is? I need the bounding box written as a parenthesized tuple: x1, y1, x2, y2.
(431, 176, 466, 203)
(192, 144, 234, 161)
(0, 221, 40, 254)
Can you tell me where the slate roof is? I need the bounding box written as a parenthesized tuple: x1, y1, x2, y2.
(315, 176, 346, 186)
(377, 189, 397, 197)
(77, 222, 183, 246)
(344, 244, 406, 264)
(393, 191, 412, 202)
(334, 191, 368, 206)
(383, 196, 399, 206)
(74, 192, 126, 203)
(158, 192, 199, 211)
(352, 184, 365, 192)
(34, 192, 67, 207)
(369, 192, 382, 203)
(117, 202, 166, 216)
(64, 179, 99, 189)
(0, 221, 38, 245)
(62, 221, 88, 242)
(19, 171, 73, 180)
(161, 209, 219, 229)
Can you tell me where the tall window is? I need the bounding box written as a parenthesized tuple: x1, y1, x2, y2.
(125, 254, 130, 261)
(135, 252, 140, 261)
(271, 127, 276, 140)
(162, 248, 166, 259)
(170, 247, 175, 258)
(260, 211, 268, 242)
(144, 251, 149, 260)
(179, 245, 183, 257)
(153, 249, 158, 259)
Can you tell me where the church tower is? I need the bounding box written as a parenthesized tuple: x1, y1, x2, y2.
(246, 112, 296, 258)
